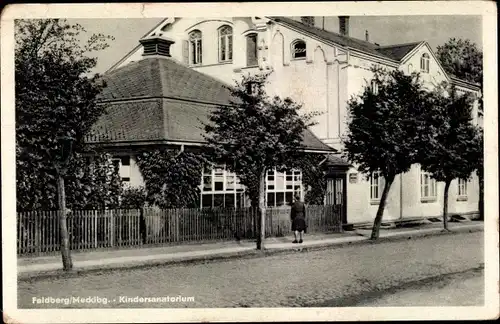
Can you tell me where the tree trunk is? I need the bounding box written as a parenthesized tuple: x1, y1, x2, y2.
(443, 179, 451, 231)
(57, 173, 73, 271)
(370, 175, 395, 240)
(257, 168, 266, 250)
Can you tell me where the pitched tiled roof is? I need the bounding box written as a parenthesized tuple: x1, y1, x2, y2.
(270, 17, 425, 63)
(88, 57, 333, 152)
(325, 154, 351, 167)
(86, 99, 165, 143)
(375, 42, 423, 61)
(99, 58, 233, 106)
(269, 17, 388, 60)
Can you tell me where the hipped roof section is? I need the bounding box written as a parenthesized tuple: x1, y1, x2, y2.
(88, 57, 334, 153)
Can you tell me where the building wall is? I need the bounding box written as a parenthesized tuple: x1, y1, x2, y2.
(264, 22, 347, 141)
(111, 17, 481, 222)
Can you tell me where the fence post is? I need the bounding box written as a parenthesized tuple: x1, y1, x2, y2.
(175, 210, 180, 242)
(35, 212, 41, 256)
(110, 209, 115, 247)
(94, 210, 98, 248)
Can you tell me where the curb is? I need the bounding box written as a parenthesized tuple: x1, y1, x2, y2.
(18, 224, 483, 282)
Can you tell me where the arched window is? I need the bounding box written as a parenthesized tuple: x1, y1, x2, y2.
(218, 25, 233, 62)
(246, 33, 258, 66)
(420, 53, 430, 73)
(189, 30, 202, 65)
(291, 40, 306, 59)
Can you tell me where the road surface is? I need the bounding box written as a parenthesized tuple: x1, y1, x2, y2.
(18, 231, 483, 308)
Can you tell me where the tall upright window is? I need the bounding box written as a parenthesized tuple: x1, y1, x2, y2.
(291, 40, 306, 59)
(112, 155, 131, 185)
(246, 33, 258, 66)
(189, 30, 202, 65)
(218, 25, 233, 62)
(420, 170, 437, 201)
(458, 178, 468, 197)
(266, 169, 302, 207)
(420, 53, 430, 73)
(370, 79, 379, 95)
(201, 165, 245, 208)
(370, 171, 384, 201)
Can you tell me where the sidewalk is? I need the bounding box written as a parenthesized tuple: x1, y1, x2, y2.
(17, 221, 483, 280)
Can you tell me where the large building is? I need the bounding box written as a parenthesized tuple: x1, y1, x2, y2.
(92, 16, 482, 224)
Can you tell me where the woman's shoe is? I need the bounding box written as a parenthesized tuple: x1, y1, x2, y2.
(299, 239, 303, 244)
(292, 240, 298, 244)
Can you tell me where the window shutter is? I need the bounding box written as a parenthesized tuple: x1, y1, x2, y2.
(182, 40, 189, 64)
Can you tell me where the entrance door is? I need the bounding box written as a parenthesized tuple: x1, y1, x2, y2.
(325, 174, 347, 224)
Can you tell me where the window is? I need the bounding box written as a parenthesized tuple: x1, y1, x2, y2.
(370, 80, 379, 95)
(369, 171, 384, 202)
(120, 156, 130, 166)
(420, 170, 437, 201)
(218, 25, 233, 62)
(458, 178, 468, 198)
(266, 169, 303, 207)
(201, 165, 245, 208)
(246, 33, 258, 66)
(112, 155, 131, 184)
(291, 40, 306, 59)
(189, 30, 202, 65)
(420, 53, 430, 73)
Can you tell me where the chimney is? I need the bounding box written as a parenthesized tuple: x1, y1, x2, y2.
(139, 33, 175, 57)
(365, 30, 369, 42)
(339, 16, 350, 36)
(300, 16, 315, 27)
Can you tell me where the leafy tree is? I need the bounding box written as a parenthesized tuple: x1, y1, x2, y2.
(418, 85, 482, 230)
(436, 38, 483, 115)
(65, 152, 122, 210)
(120, 186, 148, 209)
(204, 73, 318, 249)
(415, 86, 482, 230)
(289, 153, 328, 205)
(436, 38, 483, 85)
(135, 150, 207, 208)
(343, 68, 432, 240)
(15, 19, 115, 210)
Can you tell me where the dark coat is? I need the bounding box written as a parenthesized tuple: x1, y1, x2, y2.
(290, 201, 307, 232)
(290, 201, 306, 220)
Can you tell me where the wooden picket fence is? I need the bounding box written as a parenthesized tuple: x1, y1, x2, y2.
(17, 205, 343, 256)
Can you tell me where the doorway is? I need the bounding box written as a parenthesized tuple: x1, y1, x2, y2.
(325, 172, 347, 225)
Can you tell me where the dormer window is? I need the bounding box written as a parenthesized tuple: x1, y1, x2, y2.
(292, 40, 306, 59)
(420, 53, 430, 73)
(189, 30, 202, 65)
(218, 25, 233, 62)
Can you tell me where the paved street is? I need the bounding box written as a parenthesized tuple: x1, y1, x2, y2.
(352, 268, 484, 307)
(18, 232, 483, 308)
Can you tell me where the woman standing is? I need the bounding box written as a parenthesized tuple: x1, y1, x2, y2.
(290, 194, 306, 243)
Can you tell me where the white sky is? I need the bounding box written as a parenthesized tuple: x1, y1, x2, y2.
(67, 16, 482, 75)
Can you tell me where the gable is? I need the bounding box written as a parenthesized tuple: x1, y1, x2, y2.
(400, 42, 450, 87)
(106, 18, 173, 73)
